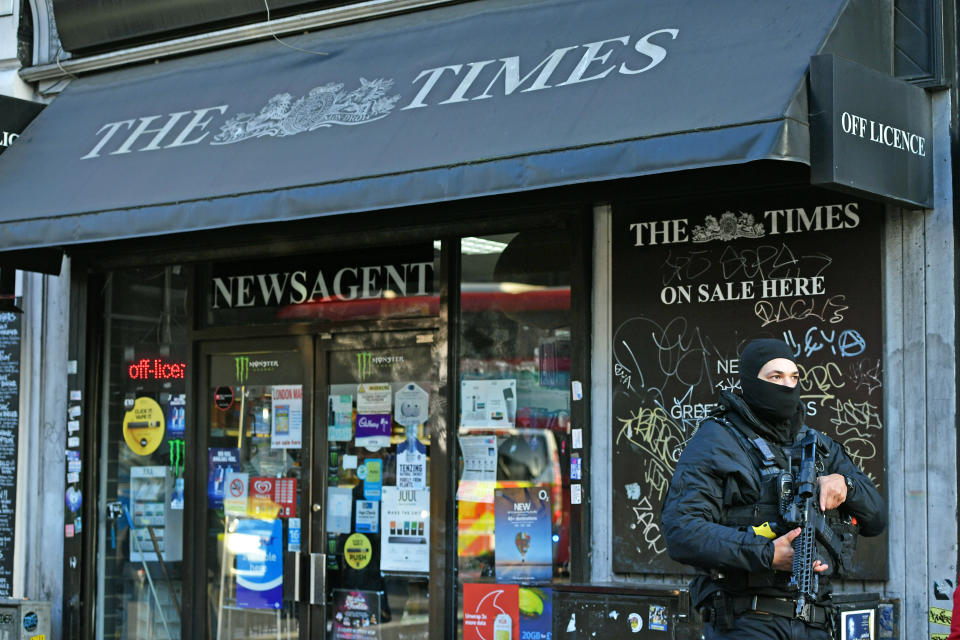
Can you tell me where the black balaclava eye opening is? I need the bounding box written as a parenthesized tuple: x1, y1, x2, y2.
(739, 338, 803, 441)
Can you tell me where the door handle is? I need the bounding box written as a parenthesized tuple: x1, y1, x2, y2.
(283, 551, 301, 602)
(309, 553, 326, 605)
(312, 503, 322, 513)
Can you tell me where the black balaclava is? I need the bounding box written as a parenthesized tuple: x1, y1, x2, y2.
(739, 339, 803, 440)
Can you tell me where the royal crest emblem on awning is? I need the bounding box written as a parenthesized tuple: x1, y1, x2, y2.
(212, 78, 399, 144)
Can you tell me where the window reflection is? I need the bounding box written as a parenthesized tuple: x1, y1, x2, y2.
(456, 231, 573, 587)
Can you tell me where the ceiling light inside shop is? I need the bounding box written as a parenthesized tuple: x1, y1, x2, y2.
(433, 237, 510, 254)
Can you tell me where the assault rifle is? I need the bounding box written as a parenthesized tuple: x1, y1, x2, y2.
(781, 431, 857, 622)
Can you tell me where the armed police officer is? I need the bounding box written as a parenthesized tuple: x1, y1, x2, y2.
(661, 339, 886, 639)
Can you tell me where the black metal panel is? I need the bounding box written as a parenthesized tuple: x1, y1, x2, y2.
(0, 95, 43, 155)
(0, 0, 850, 256)
(553, 587, 700, 639)
(810, 54, 933, 208)
(52, 0, 344, 53)
(894, 0, 945, 85)
(610, 189, 888, 578)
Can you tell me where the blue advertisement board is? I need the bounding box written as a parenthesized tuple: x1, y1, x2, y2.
(494, 487, 552, 581)
(235, 518, 283, 609)
(208, 447, 241, 508)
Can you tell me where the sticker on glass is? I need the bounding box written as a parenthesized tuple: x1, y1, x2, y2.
(648, 605, 667, 632)
(270, 385, 303, 448)
(394, 383, 429, 426)
(328, 394, 354, 442)
(397, 437, 427, 490)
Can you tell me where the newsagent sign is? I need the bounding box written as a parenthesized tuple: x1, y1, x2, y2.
(810, 54, 933, 209)
(610, 191, 886, 578)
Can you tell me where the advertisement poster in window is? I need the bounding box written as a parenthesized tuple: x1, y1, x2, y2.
(332, 589, 382, 640)
(208, 447, 241, 508)
(328, 394, 354, 441)
(270, 384, 303, 448)
(460, 380, 517, 427)
(463, 583, 518, 640)
(235, 517, 283, 610)
(396, 437, 427, 490)
(457, 435, 497, 503)
(494, 487, 552, 581)
(380, 487, 429, 572)
(463, 584, 555, 640)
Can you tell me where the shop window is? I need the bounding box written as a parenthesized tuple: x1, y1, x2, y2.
(96, 266, 190, 639)
(456, 231, 573, 634)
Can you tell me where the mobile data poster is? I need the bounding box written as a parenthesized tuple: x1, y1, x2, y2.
(463, 584, 552, 640)
(494, 487, 552, 581)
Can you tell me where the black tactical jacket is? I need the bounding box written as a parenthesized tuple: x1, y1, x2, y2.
(661, 391, 887, 606)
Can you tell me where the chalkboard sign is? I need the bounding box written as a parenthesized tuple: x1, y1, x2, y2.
(0, 311, 20, 596)
(611, 191, 886, 578)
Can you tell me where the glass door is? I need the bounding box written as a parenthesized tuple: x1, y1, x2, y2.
(201, 337, 313, 640)
(317, 331, 437, 640)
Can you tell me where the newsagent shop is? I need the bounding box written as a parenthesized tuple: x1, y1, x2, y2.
(0, 0, 955, 639)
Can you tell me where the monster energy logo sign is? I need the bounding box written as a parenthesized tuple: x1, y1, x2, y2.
(234, 356, 281, 383)
(356, 352, 405, 380)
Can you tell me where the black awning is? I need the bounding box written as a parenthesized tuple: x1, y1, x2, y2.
(0, 0, 853, 255)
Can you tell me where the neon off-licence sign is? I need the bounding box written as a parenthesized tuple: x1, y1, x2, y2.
(128, 358, 186, 380)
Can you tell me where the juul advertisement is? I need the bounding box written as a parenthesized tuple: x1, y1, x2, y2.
(610, 192, 885, 577)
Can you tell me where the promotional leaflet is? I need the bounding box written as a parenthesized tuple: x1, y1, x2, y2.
(394, 383, 429, 426)
(328, 394, 354, 442)
(270, 384, 303, 448)
(462, 583, 518, 640)
(332, 589, 382, 640)
(463, 584, 552, 640)
(248, 476, 297, 518)
(396, 437, 427, 490)
(355, 500, 379, 533)
(494, 487, 552, 581)
(355, 414, 391, 450)
(457, 436, 498, 503)
(358, 459, 383, 501)
(223, 471, 249, 516)
(166, 394, 186, 439)
(460, 379, 516, 427)
(208, 447, 241, 508)
(327, 486, 354, 534)
(380, 487, 429, 573)
(357, 383, 392, 413)
(123, 397, 166, 455)
(288, 517, 301, 552)
(235, 517, 283, 610)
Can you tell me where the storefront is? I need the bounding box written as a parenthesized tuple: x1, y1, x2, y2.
(0, 1, 955, 639)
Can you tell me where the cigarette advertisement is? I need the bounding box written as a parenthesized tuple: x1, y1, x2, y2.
(460, 380, 516, 428)
(380, 486, 429, 573)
